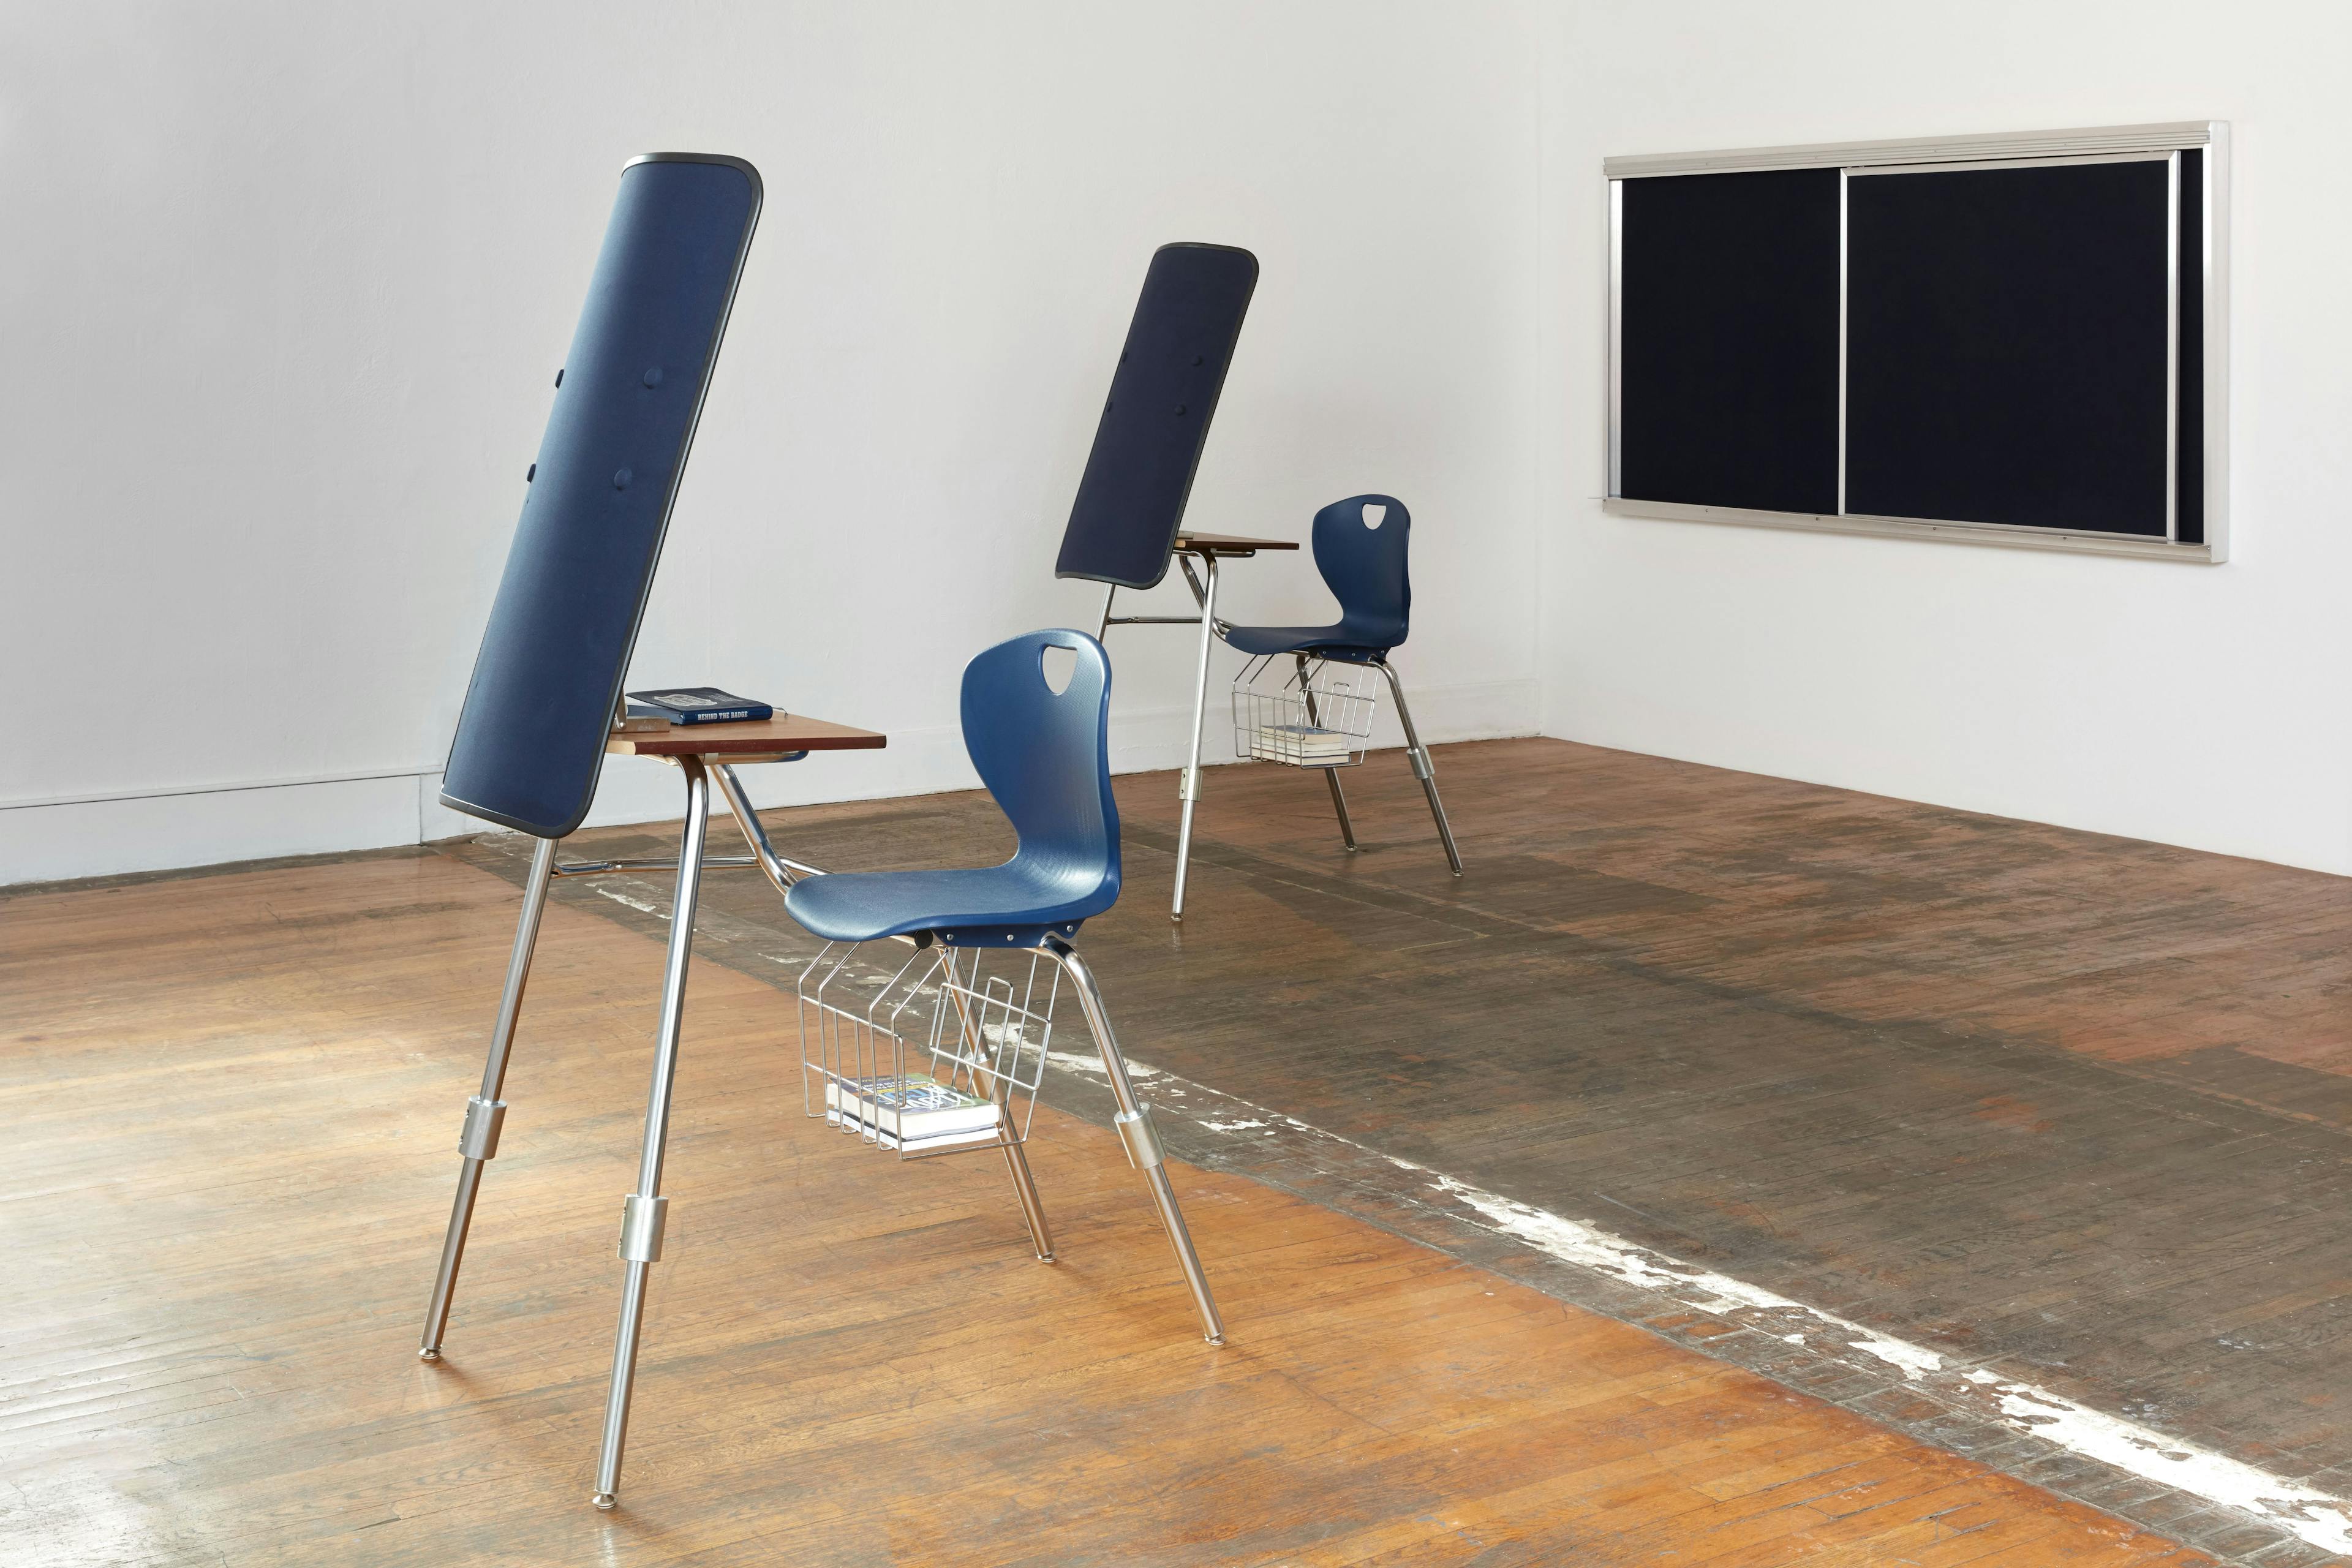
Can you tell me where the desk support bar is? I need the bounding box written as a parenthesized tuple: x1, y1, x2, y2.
(593, 755, 712, 1510)
(556, 854, 754, 877)
(419, 832, 559, 1360)
(713, 763, 826, 892)
(1169, 554, 1219, 922)
(1045, 935, 1223, 1342)
(1177, 554, 1211, 611)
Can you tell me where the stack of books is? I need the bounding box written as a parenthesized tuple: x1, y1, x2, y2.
(826, 1074, 1003, 1152)
(1249, 722, 1355, 766)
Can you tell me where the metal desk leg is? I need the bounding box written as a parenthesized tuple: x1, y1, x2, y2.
(591, 757, 713, 1510)
(1046, 938, 1224, 1344)
(1376, 662, 1463, 875)
(1297, 654, 1358, 853)
(419, 832, 559, 1360)
(1169, 555, 1219, 922)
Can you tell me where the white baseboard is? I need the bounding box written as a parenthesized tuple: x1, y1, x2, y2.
(0, 772, 437, 886)
(1, 675, 1538, 886)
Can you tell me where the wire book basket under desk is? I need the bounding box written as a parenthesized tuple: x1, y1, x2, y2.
(1231, 654, 1379, 769)
(796, 940, 1060, 1159)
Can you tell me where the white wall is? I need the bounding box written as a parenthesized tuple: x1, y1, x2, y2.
(1538, 0, 2352, 875)
(15, 1, 2348, 888)
(0, 0, 1542, 884)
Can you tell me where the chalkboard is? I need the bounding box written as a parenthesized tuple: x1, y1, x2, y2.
(440, 154, 762, 838)
(1845, 156, 2173, 536)
(1603, 123, 2225, 559)
(1617, 168, 1842, 516)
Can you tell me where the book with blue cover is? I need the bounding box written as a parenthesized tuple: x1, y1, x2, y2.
(624, 687, 776, 725)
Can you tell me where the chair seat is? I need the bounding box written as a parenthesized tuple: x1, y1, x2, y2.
(1218, 622, 1395, 662)
(1219, 623, 1393, 663)
(784, 862, 1112, 948)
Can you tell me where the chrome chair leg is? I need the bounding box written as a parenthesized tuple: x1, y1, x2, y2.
(1322, 769, 1358, 852)
(999, 1139, 1055, 1262)
(941, 949, 1055, 1261)
(1375, 662, 1463, 876)
(591, 758, 713, 1510)
(420, 832, 559, 1360)
(1169, 555, 1220, 922)
(1297, 654, 1358, 852)
(1044, 937, 1224, 1344)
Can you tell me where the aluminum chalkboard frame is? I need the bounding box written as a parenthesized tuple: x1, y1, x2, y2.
(1603, 121, 2230, 563)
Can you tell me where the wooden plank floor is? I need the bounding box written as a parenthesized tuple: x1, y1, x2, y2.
(445, 734, 2352, 1558)
(0, 850, 2206, 1566)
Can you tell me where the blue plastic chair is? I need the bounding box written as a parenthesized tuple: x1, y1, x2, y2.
(1218, 495, 1463, 873)
(783, 629, 1224, 1341)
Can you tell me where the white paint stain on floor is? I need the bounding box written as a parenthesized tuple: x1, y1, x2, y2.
(1043, 1044, 2352, 1556)
(1429, 1175, 2352, 1553)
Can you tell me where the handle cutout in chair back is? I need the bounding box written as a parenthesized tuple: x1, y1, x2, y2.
(961, 630, 1120, 887)
(1311, 493, 1412, 651)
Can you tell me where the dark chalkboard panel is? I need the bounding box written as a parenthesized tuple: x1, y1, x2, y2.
(1844, 157, 2173, 537)
(1617, 169, 1842, 516)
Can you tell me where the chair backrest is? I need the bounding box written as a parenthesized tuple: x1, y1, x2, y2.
(439, 154, 762, 838)
(1312, 494, 1413, 651)
(960, 629, 1120, 904)
(1055, 243, 1259, 590)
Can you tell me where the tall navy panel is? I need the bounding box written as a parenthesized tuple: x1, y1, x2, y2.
(440, 155, 761, 837)
(1055, 243, 1258, 589)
